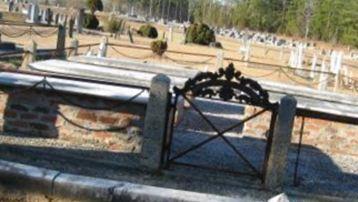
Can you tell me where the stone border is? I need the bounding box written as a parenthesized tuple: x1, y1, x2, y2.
(0, 159, 237, 202)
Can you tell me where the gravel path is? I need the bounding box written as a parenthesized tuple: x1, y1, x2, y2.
(0, 98, 357, 199)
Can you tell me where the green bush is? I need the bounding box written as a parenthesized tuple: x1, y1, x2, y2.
(105, 18, 125, 34)
(185, 23, 216, 45)
(83, 14, 99, 30)
(150, 40, 168, 56)
(138, 24, 158, 39)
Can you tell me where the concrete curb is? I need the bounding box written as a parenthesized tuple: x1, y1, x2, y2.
(0, 160, 238, 202)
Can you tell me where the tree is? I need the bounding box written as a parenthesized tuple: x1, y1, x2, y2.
(87, 0, 103, 14)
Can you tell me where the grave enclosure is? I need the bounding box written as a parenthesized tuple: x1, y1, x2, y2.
(0, 1, 357, 199)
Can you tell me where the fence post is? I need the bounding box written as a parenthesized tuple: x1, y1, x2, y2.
(21, 40, 37, 70)
(141, 74, 171, 171)
(68, 39, 79, 57)
(264, 96, 297, 190)
(128, 30, 134, 44)
(56, 24, 66, 58)
(97, 36, 108, 58)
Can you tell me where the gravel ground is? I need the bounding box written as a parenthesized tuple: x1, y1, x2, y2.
(0, 98, 357, 200)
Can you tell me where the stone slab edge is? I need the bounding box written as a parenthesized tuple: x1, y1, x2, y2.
(0, 160, 238, 202)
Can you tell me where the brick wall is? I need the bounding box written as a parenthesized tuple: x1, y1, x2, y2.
(243, 106, 358, 157)
(0, 86, 146, 153)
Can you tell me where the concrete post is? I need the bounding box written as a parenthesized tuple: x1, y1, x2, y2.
(97, 37, 108, 58)
(69, 39, 79, 57)
(141, 74, 171, 171)
(264, 96, 297, 190)
(21, 40, 37, 69)
(56, 24, 66, 58)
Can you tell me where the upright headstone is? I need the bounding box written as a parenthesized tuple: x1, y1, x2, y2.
(168, 26, 173, 42)
(54, 13, 59, 25)
(97, 37, 108, 57)
(8, 0, 14, 12)
(41, 9, 47, 24)
(46, 8, 52, 25)
(216, 50, 224, 69)
(310, 53, 318, 79)
(244, 41, 251, 62)
(68, 18, 75, 38)
(27, 3, 39, 24)
(75, 8, 85, 34)
(318, 59, 328, 91)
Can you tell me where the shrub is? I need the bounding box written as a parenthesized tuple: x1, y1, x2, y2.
(185, 23, 216, 45)
(209, 42, 223, 49)
(105, 18, 125, 34)
(138, 24, 158, 39)
(83, 14, 99, 30)
(150, 40, 168, 56)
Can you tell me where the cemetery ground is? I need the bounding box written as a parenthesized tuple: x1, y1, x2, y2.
(0, 3, 358, 202)
(1, 22, 358, 96)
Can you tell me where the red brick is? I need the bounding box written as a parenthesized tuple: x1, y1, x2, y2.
(8, 120, 28, 128)
(20, 113, 38, 120)
(98, 116, 117, 124)
(41, 115, 57, 124)
(76, 110, 97, 122)
(4, 110, 17, 118)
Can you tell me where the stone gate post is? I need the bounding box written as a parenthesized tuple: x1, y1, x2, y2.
(264, 96, 297, 190)
(141, 74, 171, 171)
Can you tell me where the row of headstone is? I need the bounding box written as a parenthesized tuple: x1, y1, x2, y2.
(18, 2, 83, 33)
(286, 42, 348, 91)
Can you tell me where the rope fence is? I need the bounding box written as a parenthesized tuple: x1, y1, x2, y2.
(0, 25, 58, 38)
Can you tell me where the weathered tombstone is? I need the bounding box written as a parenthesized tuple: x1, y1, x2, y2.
(54, 13, 59, 25)
(28, 3, 39, 24)
(26, 3, 32, 20)
(97, 36, 108, 57)
(216, 50, 224, 69)
(309, 53, 318, 79)
(41, 9, 47, 24)
(8, 0, 14, 12)
(75, 8, 85, 34)
(318, 59, 328, 91)
(68, 18, 75, 38)
(46, 8, 53, 25)
(264, 96, 297, 190)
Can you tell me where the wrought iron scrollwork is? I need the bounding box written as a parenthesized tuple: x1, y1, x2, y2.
(174, 63, 277, 108)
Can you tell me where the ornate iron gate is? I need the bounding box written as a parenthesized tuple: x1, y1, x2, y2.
(162, 64, 279, 181)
